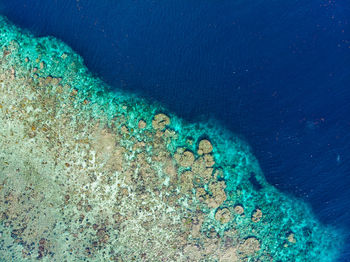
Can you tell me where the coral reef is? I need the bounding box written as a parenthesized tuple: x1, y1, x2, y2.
(0, 16, 343, 261)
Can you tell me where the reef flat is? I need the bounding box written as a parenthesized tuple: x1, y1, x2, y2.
(0, 16, 342, 261)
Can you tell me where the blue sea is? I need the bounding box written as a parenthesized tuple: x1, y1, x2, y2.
(1, 0, 349, 260)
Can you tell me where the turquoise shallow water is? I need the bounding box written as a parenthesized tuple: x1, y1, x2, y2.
(0, 16, 345, 261)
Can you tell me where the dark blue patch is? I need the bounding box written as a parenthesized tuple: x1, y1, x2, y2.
(249, 172, 262, 191)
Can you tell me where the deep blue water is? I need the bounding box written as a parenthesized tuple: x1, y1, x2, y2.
(1, 0, 349, 260)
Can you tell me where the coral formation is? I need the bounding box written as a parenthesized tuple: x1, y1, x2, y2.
(0, 16, 343, 261)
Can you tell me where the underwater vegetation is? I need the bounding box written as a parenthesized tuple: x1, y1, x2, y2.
(0, 16, 344, 261)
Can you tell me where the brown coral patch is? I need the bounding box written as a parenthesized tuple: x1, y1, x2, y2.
(198, 139, 213, 155)
(234, 205, 244, 215)
(192, 157, 214, 183)
(174, 149, 195, 167)
(203, 154, 215, 167)
(152, 113, 170, 130)
(206, 181, 227, 209)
